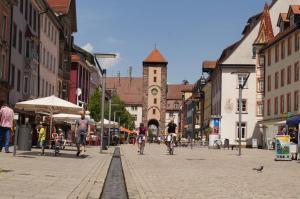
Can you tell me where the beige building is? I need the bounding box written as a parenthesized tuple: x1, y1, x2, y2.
(39, 0, 61, 97)
(260, 4, 300, 140)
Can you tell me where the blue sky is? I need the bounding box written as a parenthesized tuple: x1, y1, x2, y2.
(74, 0, 271, 84)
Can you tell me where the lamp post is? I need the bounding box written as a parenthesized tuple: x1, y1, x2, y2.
(108, 96, 111, 147)
(94, 53, 117, 153)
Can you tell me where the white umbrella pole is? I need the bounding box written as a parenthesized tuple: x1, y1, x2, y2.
(49, 111, 53, 148)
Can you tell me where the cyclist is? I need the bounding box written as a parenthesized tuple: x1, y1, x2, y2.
(137, 123, 147, 154)
(166, 119, 177, 153)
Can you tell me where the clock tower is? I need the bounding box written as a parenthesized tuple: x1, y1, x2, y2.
(142, 48, 168, 136)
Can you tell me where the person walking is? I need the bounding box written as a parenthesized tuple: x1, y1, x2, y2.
(0, 102, 14, 153)
(75, 112, 90, 156)
(38, 123, 46, 155)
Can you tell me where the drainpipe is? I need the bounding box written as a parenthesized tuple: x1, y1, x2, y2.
(7, 3, 14, 104)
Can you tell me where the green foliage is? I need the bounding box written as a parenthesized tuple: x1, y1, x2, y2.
(88, 89, 135, 129)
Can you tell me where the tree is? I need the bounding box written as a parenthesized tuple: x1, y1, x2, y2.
(87, 88, 101, 122)
(182, 79, 189, 85)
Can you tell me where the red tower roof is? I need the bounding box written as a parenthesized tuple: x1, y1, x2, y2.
(143, 48, 167, 63)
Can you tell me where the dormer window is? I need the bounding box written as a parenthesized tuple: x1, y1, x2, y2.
(280, 22, 285, 32)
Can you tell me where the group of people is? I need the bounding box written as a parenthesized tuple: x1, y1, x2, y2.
(277, 127, 299, 144)
(135, 119, 177, 154)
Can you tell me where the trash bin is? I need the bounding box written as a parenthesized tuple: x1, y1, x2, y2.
(252, 139, 258, 148)
(224, 139, 229, 149)
(18, 125, 32, 151)
(102, 136, 108, 150)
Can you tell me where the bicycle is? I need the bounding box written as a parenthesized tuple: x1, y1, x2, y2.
(213, 139, 222, 149)
(138, 135, 145, 155)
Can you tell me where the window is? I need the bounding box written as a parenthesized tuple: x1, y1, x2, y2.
(18, 30, 22, 54)
(29, 3, 32, 26)
(280, 95, 284, 114)
(275, 72, 279, 89)
(24, 76, 29, 94)
(174, 102, 180, 109)
(153, 77, 157, 82)
(131, 106, 137, 111)
(50, 54, 52, 71)
(257, 79, 264, 92)
(0, 55, 3, 78)
(281, 41, 285, 59)
(20, 0, 24, 14)
(169, 112, 174, 118)
(281, 69, 285, 87)
(54, 30, 57, 44)
(33, 10, 36, 31)
(152, 109, 156, 115)
(10, 64, 15, 87)
(295, 91, 299, 111)
(236, 122, 246, 140)
(267, 49, 271, 66)
(51, 26, 54, 41)
(154, 69, 157, 74)
(267, 99, 271, 116)
(25, 0, 28, 20)
(17, 69, 21, 92)
(267, 75, 271, 92)
(47, 51, 49, 68)
(295, 62, 299, 82)
(274, 97, 278, 115)
(52, 85, 54, 95)
(44, 17, 47, 33)
(43, 48, 45, 65)
(237, 99, 247, 113)
(154, 98, 157, 104)
(132, 114, 137, 121)
(1, 15, 6, 39)
(287, 93, 292, 112)
(12, 24, 17, 48)
(287, 65, 292, 85)
(45, 81, 48, 96)
(288, 37, 292, 56)
(275, 44, 279, 63)
(53, 57, 56, 73)
(295, 33, 300, 52)
(237, 74, 248, 88)
(41, 79, 44, 97)
(257, 102, 263, 116)
(48, 21, 50, 37)
(25, 40, 30, 58)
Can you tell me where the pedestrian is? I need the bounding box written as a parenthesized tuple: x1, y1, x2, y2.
(277, 127, 287, 135)
(38, 122, 46, 155)
(0, 102, 14, 153)
(75, 111, 90, 156)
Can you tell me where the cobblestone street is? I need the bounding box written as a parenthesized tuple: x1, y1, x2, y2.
(121, 144, 300, 199)
(0, 146, 113, 199)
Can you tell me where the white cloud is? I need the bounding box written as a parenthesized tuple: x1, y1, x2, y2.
(82, 42, 94, 53)
(98, 53, 121, 69)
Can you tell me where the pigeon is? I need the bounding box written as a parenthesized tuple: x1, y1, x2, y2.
(253, 166, 264, 172)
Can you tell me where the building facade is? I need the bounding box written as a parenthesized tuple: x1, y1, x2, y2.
(9, 0, 41, 105)
(260, 4, 300, 143)
(0, 0, 16, 104)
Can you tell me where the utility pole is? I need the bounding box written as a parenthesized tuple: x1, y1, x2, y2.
(108, 97, 111, 147)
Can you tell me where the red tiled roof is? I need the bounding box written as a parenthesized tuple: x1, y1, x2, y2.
(202, 60, 217, 70)
(46, 0, 71, 14)
(280, 13, 289, 22)
(167, 84, 193, 100)
(143, 49, 167, 63)
(106, 77, 143, 105)
(290, 5, 300, 15)
(254, 3, 274, 44)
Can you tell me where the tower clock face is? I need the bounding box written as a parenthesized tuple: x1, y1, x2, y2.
(151, 88, 158, 95)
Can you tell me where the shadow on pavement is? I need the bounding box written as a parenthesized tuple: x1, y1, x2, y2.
(18, 151, 90, 159)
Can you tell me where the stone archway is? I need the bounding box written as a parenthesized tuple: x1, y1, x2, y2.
(148, 119, 159, 136)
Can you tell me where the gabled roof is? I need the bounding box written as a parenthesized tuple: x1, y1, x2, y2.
(106, 77, 143, 105)
(167, 84, 193, 100)
(277, 13, 289, 26)
(46, 0, 71, 15)
(254, 3, 274, 45)
(143, 48, 167, 63)
(288, 5, 300, 17)
(202, 60, 217, 72)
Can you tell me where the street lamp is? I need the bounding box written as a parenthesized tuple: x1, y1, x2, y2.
(94, 53, 117, 153)
(232, 72, 250, 156)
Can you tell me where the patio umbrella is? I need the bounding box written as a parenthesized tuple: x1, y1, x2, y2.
(15, 95, 83, 143)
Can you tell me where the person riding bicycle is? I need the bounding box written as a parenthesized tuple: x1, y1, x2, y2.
(137, 123, 147, 153)
(166, 119, 177, 150)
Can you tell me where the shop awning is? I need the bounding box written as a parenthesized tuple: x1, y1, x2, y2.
(286, 115, 300, 126)
(120, 127, 134, 134)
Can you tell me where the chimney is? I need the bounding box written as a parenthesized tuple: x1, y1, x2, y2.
(129, 66, 132, 81)
(118, 71, 120, 85)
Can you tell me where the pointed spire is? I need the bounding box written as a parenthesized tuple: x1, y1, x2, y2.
(143, 48, 167, 63)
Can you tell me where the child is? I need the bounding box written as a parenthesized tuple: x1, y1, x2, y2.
(38, 123, 46, 155)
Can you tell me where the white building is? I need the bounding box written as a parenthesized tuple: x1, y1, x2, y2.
(211, 0, 299, 147)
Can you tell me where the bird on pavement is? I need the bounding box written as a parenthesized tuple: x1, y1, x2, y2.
(252, 166, 264, 172)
